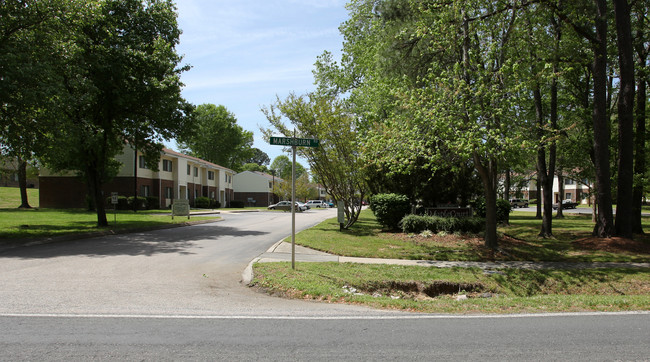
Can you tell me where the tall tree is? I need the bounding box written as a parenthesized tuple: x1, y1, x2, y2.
(263, 93, 367, 229)
(43, 0, 193, 227)
(269, 154, 306, 181)
(245, 148, 271, 167)
(545, 0, 615, 237)
(631, 0, 649, 234)
(177, 104, 253, 171)
(0, 0, 70, 208)
(613, 0, 636, 238)
(521, 3, 562, 237)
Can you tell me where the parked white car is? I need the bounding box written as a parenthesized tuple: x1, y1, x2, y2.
(305, 200, 328, 208)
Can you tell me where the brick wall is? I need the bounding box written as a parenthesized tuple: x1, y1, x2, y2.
(234, 191, 273, 207)
(40, 176, 166, 209)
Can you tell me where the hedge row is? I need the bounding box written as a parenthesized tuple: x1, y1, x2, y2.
(195, 197, 221, 209)
(400, 214, 485, 234)
(104, 196, 159, 210)
(469, 197, 511, 224)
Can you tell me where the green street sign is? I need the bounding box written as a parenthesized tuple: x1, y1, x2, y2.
(270, 136, 319, 147)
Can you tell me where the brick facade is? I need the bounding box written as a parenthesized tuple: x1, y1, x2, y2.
(40, 176, 177, 209)
(233, 191, 274, 207)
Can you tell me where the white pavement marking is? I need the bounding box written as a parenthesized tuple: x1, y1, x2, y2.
(2, 311, 648, 320)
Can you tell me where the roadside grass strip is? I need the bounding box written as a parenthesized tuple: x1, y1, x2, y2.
(251, 262, 650, 314)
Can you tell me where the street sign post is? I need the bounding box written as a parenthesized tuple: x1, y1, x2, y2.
(269, 135, 320, 269)
(270, 136, 320, 147)
(111, 192, 118, 223)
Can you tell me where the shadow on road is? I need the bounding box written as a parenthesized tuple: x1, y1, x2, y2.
(0, 224, 269, 259)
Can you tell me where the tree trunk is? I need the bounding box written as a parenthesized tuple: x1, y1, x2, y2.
(591, 0, 615, 237)
(17, 158, 31, 209)
(86, 166, 108, 227)
(536, 175, 542, 219)
(613, 0, 635, 238)
(632, 9, 647, 234)
(474, 152, 498, 250)
(503, 168, 510, 201)
(133, 145, 139, 212)
(534, 80, 555, 236)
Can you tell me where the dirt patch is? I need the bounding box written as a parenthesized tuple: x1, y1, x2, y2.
(388, 232, 484, 246)
(354, 280, 487, 300)
(572, 237, 650, 254)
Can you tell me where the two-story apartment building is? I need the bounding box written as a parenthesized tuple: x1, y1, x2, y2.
(39, 146, 235, 209)
(515, 175, 592, 205)
(232, 171, 280, 207)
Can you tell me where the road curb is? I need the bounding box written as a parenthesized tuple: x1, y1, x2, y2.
(241, 238, 288, 286)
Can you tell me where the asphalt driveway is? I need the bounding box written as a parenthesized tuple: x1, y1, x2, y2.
(0, 209, 385, 317)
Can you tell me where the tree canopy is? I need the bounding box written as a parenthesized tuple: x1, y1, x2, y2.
(302, 0, 649, 244)
(177, 104, 254, 172)
(5, 0, 193, 226)
(263, 93, 367, 228)
(269, 154, 306, 181)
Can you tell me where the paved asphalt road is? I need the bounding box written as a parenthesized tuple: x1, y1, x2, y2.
(1, 313, 648, 360)
(1, 208, 648, 360)
(0, 208, 375, 317)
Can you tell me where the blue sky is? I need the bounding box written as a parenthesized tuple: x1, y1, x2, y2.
(172, 0, 349, 168)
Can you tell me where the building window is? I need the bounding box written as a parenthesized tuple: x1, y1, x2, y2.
(162, 159, 173, 172)
(187, 164, 191, 175)
(194, 189, 198, 199)
(141, 185, 150, 197)
(165, 187, 173, 199)
(210, 191, 215, 199)
(565, 192, 572, 200)
(269, 182, 272, 189)
(565, 178, 575, 185)
(208, 171, 214, 180)
(194, 167, 198, 177)
(138, 156, 148, 169)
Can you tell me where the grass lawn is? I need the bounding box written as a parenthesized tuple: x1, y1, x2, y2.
(252, 209, 650, 314)
(288, 209, 650, 263)
(0, 186, 39, 208)
(0, 187, 219, 241)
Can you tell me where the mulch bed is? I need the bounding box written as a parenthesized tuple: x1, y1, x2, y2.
(572, 237, 650, 254)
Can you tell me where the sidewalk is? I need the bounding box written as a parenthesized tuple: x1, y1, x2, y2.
(254, 241, 650, 271)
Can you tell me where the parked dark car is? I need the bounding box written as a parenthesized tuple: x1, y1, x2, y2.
(552, 199, 579, 210)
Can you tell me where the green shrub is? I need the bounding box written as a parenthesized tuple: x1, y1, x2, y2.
(105, 196, 130, 210)
(146, 196, 159, 209)
(456, 217, 485, 233)
(400, 214, 485, 234)
(195, 196, 211, 208)
(370, 193, 411, 231)
(496, 198, 511, 224)
(228, 200, 245, 208)
(211, 199, 221, 208)
(400, 214, 431, 233)
(469, 197, 511, 224)
(128, 196, 147, 210)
